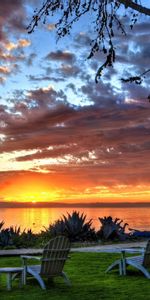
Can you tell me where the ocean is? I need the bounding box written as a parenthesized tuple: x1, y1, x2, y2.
(0, 206, 150, 233)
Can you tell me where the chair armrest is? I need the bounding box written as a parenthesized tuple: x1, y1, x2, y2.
(122, 247, 145, 253)
(121, 247, 145, 259)
(21, 255, 41, 266)
(21, 255, 41, 260)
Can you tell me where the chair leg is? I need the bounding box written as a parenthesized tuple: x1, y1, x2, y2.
(61, 272, 71, 286)
(7, 273, 12, 291)
(34, 273, 46, 289)
(126, 262, 150, 279)
(106, 259, 120, 273)
(27, 268, 46, 290)
(19, 271, 24, 288)
(139, 266, 150, 279)
(119, 260, 123, 275)
(12, 272, 23, 288)
(23, 267, 27, 285)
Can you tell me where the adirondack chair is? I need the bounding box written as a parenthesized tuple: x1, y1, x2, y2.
(21, 235, 71, 289)
(106, 240, 150, 278)
(124, 240, 150, 278)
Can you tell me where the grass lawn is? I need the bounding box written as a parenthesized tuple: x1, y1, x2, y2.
(0, 252, 150, 300)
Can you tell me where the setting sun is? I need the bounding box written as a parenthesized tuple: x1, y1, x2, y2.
(1, 171, 150, 204)
(0, 173, 61, 203)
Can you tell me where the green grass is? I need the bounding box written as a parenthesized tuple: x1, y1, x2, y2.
(0, 253, 149, 300)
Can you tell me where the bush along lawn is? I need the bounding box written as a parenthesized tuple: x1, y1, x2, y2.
(0, 253, 150, 300)
(0, 211, 140, 249)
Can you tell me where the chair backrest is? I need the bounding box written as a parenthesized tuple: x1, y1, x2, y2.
(40, 235, 71, 277)
(143, 240, 150, 267)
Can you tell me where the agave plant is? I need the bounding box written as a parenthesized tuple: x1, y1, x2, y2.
(45, 219, 66, 237)
(0, 229, 13, 248)
(9, 226, 22, 247)
(20, 229, 37, 247)
(97, 216, 129, 241)
(0, 221, 13, 248)
(47, 211, 96, 242)
(0, 221, 4, 230)
(0, 222, 38, 248)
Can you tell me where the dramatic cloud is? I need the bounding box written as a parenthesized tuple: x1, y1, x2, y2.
(0, 0, 26, 42)
(4, 39, 31, 51)
(0, 1, 150, 203)
(46, 50, 76, 63)
(0, 66, 11, 74)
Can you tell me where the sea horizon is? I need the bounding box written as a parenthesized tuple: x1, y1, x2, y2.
(1, 201, 150, 208)
(1, 203, 150, 233)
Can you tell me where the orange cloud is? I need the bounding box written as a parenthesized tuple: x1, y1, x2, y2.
(4, 39, 31, 51)
(47, 24, 55, 31)
(0, 170, 150, 204)
(0, 66, 10, 74)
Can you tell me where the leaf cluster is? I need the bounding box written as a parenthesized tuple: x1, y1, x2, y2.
(27, 1, 150, 91)
(27, 0, 128, 82)
(45, 211, 96, 242)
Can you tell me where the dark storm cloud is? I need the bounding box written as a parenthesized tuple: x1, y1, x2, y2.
(1, 85, 150, 187)
(66, 83, 77, 93)
(0, 0, 26, 42)
(74, 32, 92, 48)
(0, 77, 5, 84)
(114, 20, 150, 69)
(28, 75, 65, 83)
(26, 53, 37, 66)
(46, 50, 76, 63)
(58, 64, 81, 77)
(80, 80, 124, 106)
(1, 85, 150, 164)
(0, 1, 150, 191)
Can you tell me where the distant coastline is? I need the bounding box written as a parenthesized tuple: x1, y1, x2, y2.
(0, 201, 150, 208)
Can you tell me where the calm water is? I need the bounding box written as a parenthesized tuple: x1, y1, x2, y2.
(0, 206, 150, 233)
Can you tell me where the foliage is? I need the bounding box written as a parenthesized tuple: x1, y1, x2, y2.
(0, 222, 37, 249)
(121, 69, 150, 85)
(19, 229, 37, 248)
(45, 211, 97, 242)
(0, 221, 5, 230)
(27, 0, 150, 84)
(97, 216, 129, 241)
(1, 253, 150, 299)
(0, 221, 13, 248)
(0, 211, 148, 247)
(0, 229, 12, 248)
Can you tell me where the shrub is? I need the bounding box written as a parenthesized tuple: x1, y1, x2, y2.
(97, 216, 129, 241)
(0, 221, 13, 248)
(46, 211, 97, 242)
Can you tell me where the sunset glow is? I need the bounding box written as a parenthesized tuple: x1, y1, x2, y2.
(1, 171, 150, 203)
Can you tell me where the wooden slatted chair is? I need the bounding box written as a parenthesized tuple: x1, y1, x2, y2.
(106, 240, 150, 278)
(21, 235, 71, 289)
(124, 240, 150, 278)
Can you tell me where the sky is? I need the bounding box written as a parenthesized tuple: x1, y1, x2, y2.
(0, 0, 150, 204)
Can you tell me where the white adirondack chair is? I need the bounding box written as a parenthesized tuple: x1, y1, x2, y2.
(124, 240, 150, 278)
(21, 235, 71, 289)
(106, 240, 150, 278)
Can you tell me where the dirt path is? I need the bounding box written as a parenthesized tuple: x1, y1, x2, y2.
(0, 240, 147, 256)
(71, 240, 147, 253)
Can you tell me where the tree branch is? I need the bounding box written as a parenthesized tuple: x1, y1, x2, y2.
(118, 0, 150, 16)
